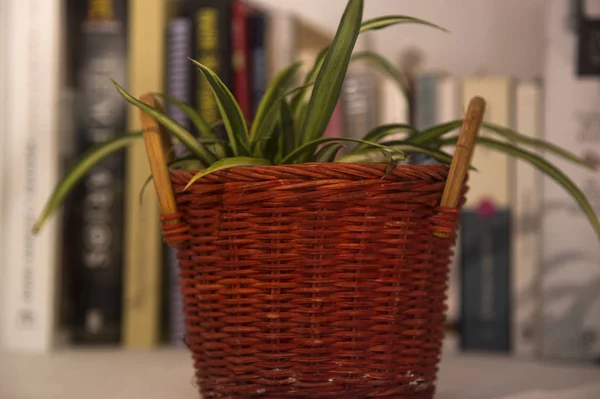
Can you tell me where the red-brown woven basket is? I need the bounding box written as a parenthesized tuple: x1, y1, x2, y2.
(162, 163, 467, 399)
(138, 95, 486, 399)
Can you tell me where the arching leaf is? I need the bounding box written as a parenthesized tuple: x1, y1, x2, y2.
(33, 133, 142, 234)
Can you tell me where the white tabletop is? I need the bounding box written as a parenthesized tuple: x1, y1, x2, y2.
(1, 346, 599, 399)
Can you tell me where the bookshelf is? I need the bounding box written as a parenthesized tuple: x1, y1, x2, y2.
(1, 2, 599, 397)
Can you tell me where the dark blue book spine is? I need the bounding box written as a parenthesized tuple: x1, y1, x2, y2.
(164, 17, 192, 346)
(247, 9, 267, 119)
(413, 73, 439, 165)
(460, 208, 512, 352)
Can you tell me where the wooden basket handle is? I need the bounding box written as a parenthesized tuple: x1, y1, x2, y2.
(440, 96, 486, 208)
(138, 93, 178, 220)
(433, 96, 486, 238)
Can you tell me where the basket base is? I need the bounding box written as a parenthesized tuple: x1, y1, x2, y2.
(198, 387, 435, 399)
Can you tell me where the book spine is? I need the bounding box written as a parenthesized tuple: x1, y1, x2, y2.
(0, 0, 7, 332)
(165, 16, 192, 347)
(191, 0, 233, 139)
(67, 0, 128, 345)
(461, 76, 515, 209)
(435, 75, 461, 334)
(414, 73, 439, 165)
(460, 208, 512, 352)
(512, 80, 543, 358)
(265, 10, 295, 81)
(122, 0, 166, 349)
(1, 0, 62, 352)
(167, 17, 193, 151)
(379, 79, 409, 127)
(341, 69, 379, 144)
(248, 9, 268, 119)
(232, 0, 250, 121)
(460, 75, 515, 353)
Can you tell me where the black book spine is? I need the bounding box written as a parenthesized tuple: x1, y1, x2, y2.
(67, 0, 128, 344)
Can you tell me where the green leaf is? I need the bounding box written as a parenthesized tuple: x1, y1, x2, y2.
(250, 61, 302, 154)
(337, 143, 454, 165)
(290, 48, 328, 114)
(481, 121, 597, 170)
(32, 132, 142, 234)
(294, 101, 309, 146)
(357, 123, 418, 149)
(112, 80, 216, 165)
(264, 126, 282, 165)
(280, 136, 405, 165)
(351, 51, 411, 100)
(152, 93, 216, 138)
(336, 148, 406, 164)
(313, 142, 346, 162)
(279, 99, 296, 162)
(440, 136, 600, 240)
(407, 120, 463, 145)
(189, 58, 250, 156)
(184, 157, 271, 191)
(360, 15, 449, 33)
(285, 81, 316, 99)
(291, 14, 446, 115)
(416, 119, 597, 170)
(300, 0, 364, 152)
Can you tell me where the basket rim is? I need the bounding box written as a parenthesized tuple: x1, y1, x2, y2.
(168, 162, 451, 177)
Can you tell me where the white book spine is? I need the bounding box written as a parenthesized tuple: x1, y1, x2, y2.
(436, 76, 462, 328)
(267, 10, 296, 80)
(379, 79, 409, 129)
(436, 76, 461, 155)
(512, 80, 543, 358)
(0, 0, 8, 330)
(541, 0, 600, 361)
(461, 76, 515, 209)
(1, 0, 61, 353)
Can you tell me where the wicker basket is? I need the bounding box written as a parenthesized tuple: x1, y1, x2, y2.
(139, 96, 486, 398)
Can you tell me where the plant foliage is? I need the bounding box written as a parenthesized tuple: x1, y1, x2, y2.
(33, 0, 600, 241)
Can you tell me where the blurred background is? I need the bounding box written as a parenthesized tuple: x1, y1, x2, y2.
(1, 0, 600, 398)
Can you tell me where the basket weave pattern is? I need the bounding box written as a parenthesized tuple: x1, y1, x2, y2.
(161, 163, 465, 399)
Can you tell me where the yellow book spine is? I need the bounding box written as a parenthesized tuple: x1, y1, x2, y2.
(122, 0, 166, 349)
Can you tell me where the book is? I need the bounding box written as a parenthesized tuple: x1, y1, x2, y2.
(461, 75, 516, 209)
(62, 0, 129, 346)
(378, 77, 410, 129)
(460, 75, 515, 353)
(460, 208, 512, 352)
(0, 0, 7, 335)
(414, 72, 443, 164)
(341, 33, 379, 146)
(247, 6, 268, 118)
(512, 79, 544, 358)
(265, 7, 296, 80)
(436, 75, 462, 156)
(435, 75, 462, 333)
(122, 0, 167, 349)
(164, 13, 193, 347)
(232, 0, 251, 120)
(188, 0, 234, 139)
(1, 0, 63, 353)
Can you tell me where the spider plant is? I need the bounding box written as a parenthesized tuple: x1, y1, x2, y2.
(33, 0, 600, 241)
